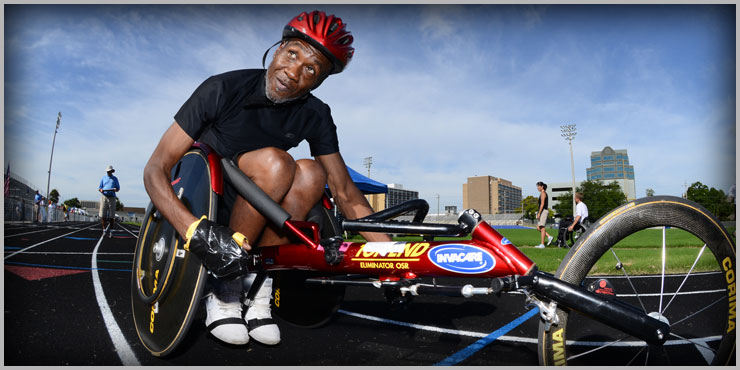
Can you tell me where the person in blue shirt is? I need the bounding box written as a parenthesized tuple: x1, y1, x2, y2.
(98, 165, 120, 238)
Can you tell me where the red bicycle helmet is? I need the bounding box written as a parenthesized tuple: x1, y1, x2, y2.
(282, 10, 354, 74)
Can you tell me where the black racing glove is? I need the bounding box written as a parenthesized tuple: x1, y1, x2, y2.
(184, 216, 250, 279)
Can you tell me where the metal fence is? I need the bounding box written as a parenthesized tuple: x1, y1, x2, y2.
(4, 197, 96, 223)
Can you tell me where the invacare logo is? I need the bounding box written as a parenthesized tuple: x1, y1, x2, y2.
(428, 244, 495, 274)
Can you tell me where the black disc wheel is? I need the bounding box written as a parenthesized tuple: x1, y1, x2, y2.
(131, 148, 217, 357)
(538, 196, 736, 366)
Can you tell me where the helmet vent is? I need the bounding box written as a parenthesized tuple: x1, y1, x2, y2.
(328, 21, 339, 35)
(313, 12, 320, 25)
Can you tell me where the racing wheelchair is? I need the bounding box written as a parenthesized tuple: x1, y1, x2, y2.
(554, 215, 591, 248)
(132, 144, 736, 365)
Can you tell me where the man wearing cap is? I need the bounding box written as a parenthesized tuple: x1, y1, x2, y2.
(144, 10, 391, 347)
(98, 165, 120, 238)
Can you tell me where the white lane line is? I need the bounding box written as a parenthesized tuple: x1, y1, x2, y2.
(338, 310, 722, 348)
(4, 223, 98, 260)
(91, 233, 140, 366)
(117, 223, 139, 238)
(616, 288, 725, 297)
(4, 251, 134, 255)
(5, 228, 61, 238)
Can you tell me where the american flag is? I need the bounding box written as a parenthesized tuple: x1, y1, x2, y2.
(4, 163, 10, 198)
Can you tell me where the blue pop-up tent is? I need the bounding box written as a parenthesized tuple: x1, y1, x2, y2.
(325, 166, 387, 194)
(346, 166, 387, 194)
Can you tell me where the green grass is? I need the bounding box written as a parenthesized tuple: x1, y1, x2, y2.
(345, 226, 736, 275)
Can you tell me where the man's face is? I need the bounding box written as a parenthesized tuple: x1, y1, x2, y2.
(265, 39, 331, 103)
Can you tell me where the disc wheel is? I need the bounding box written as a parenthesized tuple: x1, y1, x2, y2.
(538, 196, 736, 366)
(131, 148, 217, 357)
(272, 197, 346, 328)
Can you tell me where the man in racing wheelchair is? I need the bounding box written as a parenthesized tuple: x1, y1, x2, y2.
(143, 10, 390, 347)
(555, 192, 589, 247)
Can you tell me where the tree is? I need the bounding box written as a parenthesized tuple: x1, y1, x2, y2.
(553, 190, 574, 218)
(49, 189, 60, 204)
(553, 180, 627, 222)
(116, 198, 125, 211)
(518, 195, 539, 221)
(646, 188, 655, 197)
(63, 198, 81, 208)
(686, 181, 734, 220)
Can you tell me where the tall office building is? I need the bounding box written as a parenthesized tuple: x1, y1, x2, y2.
(365, 184, 419, 212)
(586, 146, 637, 200)
(462, 176, 522, 215)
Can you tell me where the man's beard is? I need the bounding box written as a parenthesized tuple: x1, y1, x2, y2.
(265, 71, 298, 104)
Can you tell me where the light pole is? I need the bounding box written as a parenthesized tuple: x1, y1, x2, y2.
(435, 194, 440, 215)
(46, 112, 62, 201)
(363, 156, 373, 177)
(561, 124, 577, 215)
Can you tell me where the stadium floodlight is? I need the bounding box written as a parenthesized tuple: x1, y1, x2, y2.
(364, 156, 373, 177)
(46, 112, 62, 202)
(560, 124, 577, 215)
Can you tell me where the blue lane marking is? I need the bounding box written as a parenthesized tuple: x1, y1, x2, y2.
(434, 307, 540, 366)
(4, 246, 22, 250)
(65, 236, 99, 241)
(4, 261, 132, 272)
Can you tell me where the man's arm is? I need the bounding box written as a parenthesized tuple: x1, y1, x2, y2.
(143, 122, 200, 239)
(316, 152, 391, 242)
(568, 215, 581, 231)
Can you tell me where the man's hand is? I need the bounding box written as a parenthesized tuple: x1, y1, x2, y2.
(184, 216, 251, 279)
(567, 225, 574, 232)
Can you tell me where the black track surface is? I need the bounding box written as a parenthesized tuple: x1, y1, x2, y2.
(3, 221, 732, 366)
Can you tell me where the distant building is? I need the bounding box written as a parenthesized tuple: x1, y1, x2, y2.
(445, 205, 458, 214)
(547, 181, 585, 213)
(365, 184, 419, 212)
(80, 199, 100, 211)
(586, 146, 637, 200)
(462, 176, 522, 215)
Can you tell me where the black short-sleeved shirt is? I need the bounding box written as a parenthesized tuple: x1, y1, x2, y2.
(174, 69, 340, 161)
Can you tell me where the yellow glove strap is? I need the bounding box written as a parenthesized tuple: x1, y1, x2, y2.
(232, 232, 248, 248)
(184, 216, 207, 251)
(183, 216, 249, 250)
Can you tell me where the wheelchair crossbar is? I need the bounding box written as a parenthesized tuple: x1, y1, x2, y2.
(220, 158, 291, 228)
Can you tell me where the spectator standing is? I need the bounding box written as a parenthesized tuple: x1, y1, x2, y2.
(535, 181, 554, 248)
(99, 165, 120, 238)
(39, 197, 46, 223)
(48, 201, 55, 222)
(33, 190, 42, 223)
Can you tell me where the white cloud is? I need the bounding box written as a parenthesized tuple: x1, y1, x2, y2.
(4, 4, 735, 212)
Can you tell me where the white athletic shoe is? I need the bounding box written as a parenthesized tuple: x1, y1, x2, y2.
(535, 244, 546, 249)
(546, 235, 553, 246)
(205, 278, 249, 345)
(244, 277, 281, 345)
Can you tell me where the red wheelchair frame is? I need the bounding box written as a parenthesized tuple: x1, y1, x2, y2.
(133, 143, 735, 365)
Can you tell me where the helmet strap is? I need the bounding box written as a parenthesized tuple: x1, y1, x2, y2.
(261, 40, 283, 70)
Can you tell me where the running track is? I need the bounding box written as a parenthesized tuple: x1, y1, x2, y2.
(3, 221, 732, 365)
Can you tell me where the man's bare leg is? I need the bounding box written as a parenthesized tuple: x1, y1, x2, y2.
(228, 148, 327, 246)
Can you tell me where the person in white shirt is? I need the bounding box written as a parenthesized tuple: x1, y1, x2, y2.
(568, 192, 589, 232)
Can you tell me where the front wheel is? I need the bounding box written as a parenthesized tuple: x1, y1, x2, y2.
(538, 196, 735, 365)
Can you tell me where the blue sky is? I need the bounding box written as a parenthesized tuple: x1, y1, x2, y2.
(4, 4, 736, 210)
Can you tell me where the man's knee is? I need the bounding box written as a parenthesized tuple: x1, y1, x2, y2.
(295, 159, 327, 191)
(238, 147, 296, 183)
